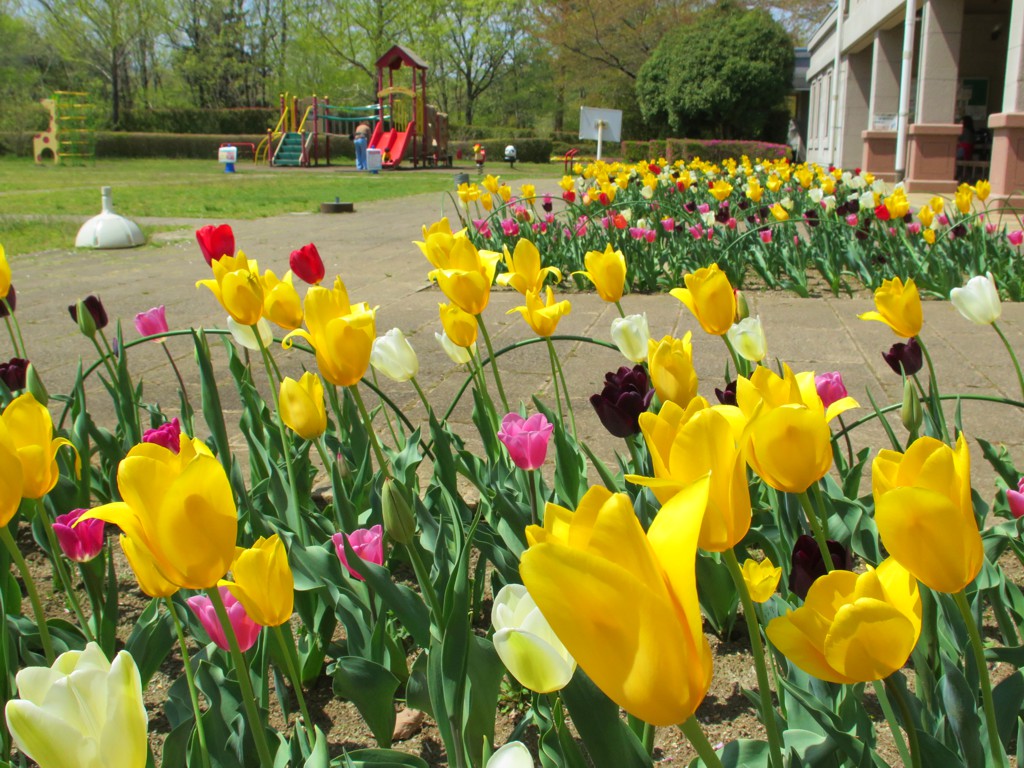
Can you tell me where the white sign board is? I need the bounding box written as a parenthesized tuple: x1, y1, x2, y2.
(218, 146, 238, 163)
(579, 107, 623, 160)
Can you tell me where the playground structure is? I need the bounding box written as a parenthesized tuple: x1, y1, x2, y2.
(255, 45, 450, 170)
(33, 92, 95, 165)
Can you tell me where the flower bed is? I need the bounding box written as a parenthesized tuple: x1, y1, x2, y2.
(1, 192, 1024, 767)
(452, 158, 1024, 299)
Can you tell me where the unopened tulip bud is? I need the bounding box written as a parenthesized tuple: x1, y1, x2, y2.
(382, 478, 417, 545)
(901, 379, 921, 433)
(370, 328, 419, 382)
(609, 314, 650, 363)
(25, 363, 48, 405)
(734, 290, 749, 322)
(73, 299, 97, 338)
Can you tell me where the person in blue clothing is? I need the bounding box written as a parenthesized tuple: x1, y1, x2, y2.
(354, 123, 371, 170)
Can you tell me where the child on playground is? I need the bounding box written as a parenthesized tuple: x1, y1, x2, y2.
(473, 143, 486, 175)
(354, 123, 371, 170)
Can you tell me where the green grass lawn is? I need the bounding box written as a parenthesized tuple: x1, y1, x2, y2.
(0, 157, 560, 255)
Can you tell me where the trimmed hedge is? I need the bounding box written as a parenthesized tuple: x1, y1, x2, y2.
(621, 138, 789, 164)
(449, 139, 551, 164)
(119, 108, 279, 135)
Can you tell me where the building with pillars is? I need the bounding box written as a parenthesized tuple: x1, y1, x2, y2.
(805, 0, 1023, 203)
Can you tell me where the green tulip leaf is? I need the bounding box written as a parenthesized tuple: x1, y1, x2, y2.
(337, 749, 430, 767)
(559, 669, 650, 768)
(124, 598, 176, 688)
(695, 551, 739, 638)
(940, 661, 984, 767)
(688, 739, 770, 768)
(993, 671, 1024, 745)
(333, 656, 400, 748)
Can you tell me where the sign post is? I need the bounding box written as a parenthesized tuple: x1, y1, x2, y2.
(579, 107, 622, 162)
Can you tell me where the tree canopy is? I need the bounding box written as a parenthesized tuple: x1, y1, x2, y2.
(636, 1, 795, 141)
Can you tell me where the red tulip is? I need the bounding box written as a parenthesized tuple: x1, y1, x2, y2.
(195, 224, 235, 266)
(289, 243, 325, 285)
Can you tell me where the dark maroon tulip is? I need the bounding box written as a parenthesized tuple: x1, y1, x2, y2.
(0, 285, 16, 317)
(142, 418, 182, 453)
(789, 534, 855, 599)
(882, 337, 923, 376)
(714, 379, 738, 406)
(67, 295, 108, 331)
(195, 224, 235, 266)
(0, 357, 28, 391)
(589, 365, 654, 438)
(289, 243, 326, 285)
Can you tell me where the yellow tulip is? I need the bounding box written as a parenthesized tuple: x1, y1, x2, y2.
(741, 557, 781, 603)
(508, 288, 572, 337)
(120, 534, 178, 598)
(770, 203, 789, 222)
(670, 264, 736, 336)
(80, 436, 237, 589)
(282, 277, 376, 387)
(0, 243, 10, 299)
(709, 180, 733, 201)
(884, 190, 910, 219)
(498, 184, 512, 203)
(627, 400, 750, 552)
(495, 239, 563, 295)
(0, 419, 23, 526)
(439, 302, 478, 347)
(955, 183, 973, 215)
(520, 184, 536, 202)
(766, 558, 922, 684)
(520, 482, 713, 726)
(858, 277, 922, 338)
(872, 433, 982, 593)
(482, 174, 501, 195)
(279, 372, 327, 439)
(766, 175, 782, 193)
(219, 534, 294, 626)
(930, 196, 945, 213)
(574, 244, 626, 303)
(2, 393, 76, 500)
(794, 168, 813, 188)
(974, 180, 991, 201)
(196, 251, 264, 325)
(261, 270, 303, 331)
(457, 183, 480, 204)
(737, 365, 858, 493)
(917, 205, 935, 228)
(647, 334, 699, 409)
(746, 179, 764, 203)
(429, 238, 500, 315)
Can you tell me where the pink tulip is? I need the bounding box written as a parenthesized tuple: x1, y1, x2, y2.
(938, 213, 949, 226)
(134, 306, 169, 342)
(661, 218, 676, 232)
(142, 418, 181, 453)
(986, 223, 997, 235)
(697, 203, 710, 214)
(333, 525, 384, 581)
(759, 230, 772, 244)
(726, 217, 737, 230)
(497, 412, 553, 471)
(195, 224, 235, 266)
(53, 509, 104, 562)
(1009, 230, 1024, 246)
(187, 587, 262, 651)
(815, 371, 848, 409)
(845, 214, 858, 226)
(500, 219, 520, 237)
(1008, 479, 1024, 519)
(907, 222, 921, 235)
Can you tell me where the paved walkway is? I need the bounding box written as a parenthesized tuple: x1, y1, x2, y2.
(6, 177, 1024, 497)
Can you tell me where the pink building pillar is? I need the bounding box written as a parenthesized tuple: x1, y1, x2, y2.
(988, 0, 1024, 207)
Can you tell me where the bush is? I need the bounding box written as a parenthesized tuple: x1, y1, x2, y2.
(618, 137, 790, 164)
(621, 141, 651, 163)
(0, 132, 35, 157)
(118, 108, 279, 135)
(449, 139, 551, 164)
(448, 124, 539, 142)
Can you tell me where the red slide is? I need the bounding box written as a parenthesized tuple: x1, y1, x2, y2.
(369, 121, 416, 167)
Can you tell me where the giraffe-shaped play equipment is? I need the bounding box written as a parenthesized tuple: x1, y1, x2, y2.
(33, 92, 95, 165)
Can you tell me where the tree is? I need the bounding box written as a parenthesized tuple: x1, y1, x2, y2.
(636, 1, 794, 141)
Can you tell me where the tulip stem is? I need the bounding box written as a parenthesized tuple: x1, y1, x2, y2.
(875, 678, 917, 768)
(2, 300, 26, 357)
(549, 339, 577, 439)
(679, 716, 725, 768)
(403, 541, 443, 636)
(350, 385, 390, 478)
(798, 490, 835, 572)
(410, 376, 435, 421)
(527, 469, 540, 527)
(477, 315, 510, 412)
(273, 624, 316, 742)
(164, 598, 212, 768)
(207, 587, 276, 767)
(88, 335, 119, 386)
(35, 500, 95, 644)
(722, 335, 747, 381)
(252, 328, 304, 542)
(0, 526, 54, 663)
(4, 316, 21, 358)
(641, 722, 656, 756)
(723, 549, 785, 768)
(544, 338, 566, 427)
(835, 414, 854, 468)
(370, 369, 400, 446)
(954, 589, 1008, 767)
(161, 343, 194, 423)
(913, 337, 950, 443)
(614, 300, 626, 319)
(993, 322, 1024, 403)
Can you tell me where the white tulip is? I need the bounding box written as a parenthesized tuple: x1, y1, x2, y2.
(435, 332, 474, 365)
(491, 584, 576, 694)
(371, 328, 419, 382)
(610, 313, 650, 363)
(726, 316, 768, 362)
(6, 643, 148, 768)
(950, 272, 1002, 325)
(487, 741, 535, 768)
(227, 316, 273, 350)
